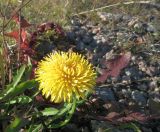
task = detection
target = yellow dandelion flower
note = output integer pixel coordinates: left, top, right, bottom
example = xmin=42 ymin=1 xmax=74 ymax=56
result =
xmin=35 ymin=51 xmax=96 ymax=103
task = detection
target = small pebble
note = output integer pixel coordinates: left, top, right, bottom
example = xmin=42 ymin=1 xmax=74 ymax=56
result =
xmin=131 ymin=90 xmax=147 ymax=105
xmin=95 ymin=88 xmax=115 ymax=101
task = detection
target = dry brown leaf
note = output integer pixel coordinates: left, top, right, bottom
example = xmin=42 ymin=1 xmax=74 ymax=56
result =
xmin=97 ymin=52 xmax=131 ymax=83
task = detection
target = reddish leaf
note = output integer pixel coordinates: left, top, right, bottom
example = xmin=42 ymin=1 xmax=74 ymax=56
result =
xmin=5 ymin=29 xmax=28 ymax=43
xmin=21 ymin=29 xmax=28 ymax=42
xmin=94 ymin=112 xmax=160 ymax=124
xmin=117 ymin=112 xmax=147 ymax=122
xmin=4 ymin=31 xmax=19 ymax=41
xmin=54 ymin=24 xmax=65 ymax=36
xmin=97 ymin=52 xmax=131 ymax=83
xmin=37 ymin=22 xmax=65 ymax=36
xmin=29 ymin=22 xmax=65 ymax=48
xmin=20 ymin=42 xmax=30 ymax=50
xmin=12 ymin=14 xmax=31 ymax=28
xmin=5 ymin=29 xmax=35 ymax=58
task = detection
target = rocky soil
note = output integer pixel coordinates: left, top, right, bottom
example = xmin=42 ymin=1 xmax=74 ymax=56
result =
xmin=59 ymin=4 xmax=160 ymax=132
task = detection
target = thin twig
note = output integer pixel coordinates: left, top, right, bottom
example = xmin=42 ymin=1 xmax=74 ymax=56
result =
xmin=98 ymin=76 xmax=160 ymax=88
xmin=73 ymin=0 xmax=156 ymax=16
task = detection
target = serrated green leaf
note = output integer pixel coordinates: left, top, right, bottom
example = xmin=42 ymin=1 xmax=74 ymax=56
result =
xmin=43 ymin=102 xmax=73 ymax=127
xmin=48 ymin=99 xmax=77 ymax=128
xmin=0 ymin=80 xmax=37 ymax=101
xmin=41 ymin=107 xmax=59 ymax=116
xmin=5 ymin=95 xmax=32 ymax=105
xmin=10 ymin=65 xmax=26 ymax=88
xmin=57 ymin=103 xmax=72 ymax=117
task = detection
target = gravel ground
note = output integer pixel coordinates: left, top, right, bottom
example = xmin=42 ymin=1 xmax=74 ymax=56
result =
xmin=61 ymin=6 xmax=160 ymax=132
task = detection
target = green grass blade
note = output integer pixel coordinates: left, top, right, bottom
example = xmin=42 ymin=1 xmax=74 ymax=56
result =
xmin=0 ymin=80 xmax=37 ymax=101
xmin=10 ymin=65 xmax=26 ymax=88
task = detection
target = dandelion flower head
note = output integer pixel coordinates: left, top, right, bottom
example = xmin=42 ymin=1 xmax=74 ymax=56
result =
xmin=36 ymin=51 xmax=96 ymax=103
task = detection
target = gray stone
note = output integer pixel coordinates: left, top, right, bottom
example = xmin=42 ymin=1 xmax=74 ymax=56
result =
xmin=131 ymin=90 xmax=147 ymax=105
xmin=82 ymin=35 xmax=92 ymax=44
xmin=71 ymin=19 xmax=81 ymax=26
xmin=90 ymin=40 xmax=97 ymax=48
xmin=119 ymin=99 xmax=126 ymax=103
xmin=147 ymin=23 xmax=156 ymax=33
xmin=101 ymin=36 xmax=107 ymax=43
xmin=92 ymin=27 xmax=101 ymax=34
xmin=72 ymin=25 xmax=81 ymax=31
xmin=66 ymin=31 xmax=76 ymax=41
xmin=122 ymin=76 xmax=131 ymax=84
xmin=95 ymin=88 xmax=115 ymax=101
xmin=114 ymin=14 xmax=123 ymax=22
xmin=96 ymin=40 xmax=102 ymax=44
xmin=75 ymin=37 xmax=81 ymax=44
xmin=131 ymin=56 xmax=136 ymax=61
xmin=78 ymin=29 xmax=87 ymax=37
xmin=137 ymin=84 xmax=148 ymax=91
xmin=76 ymin=42 xmax=85 ymax=50
xmin=121 ymin=89 xmax=131 ymax=98
xmin=122 ymin=15 xmax=132 ymax=21
xmin=128 ymin=67 xmax=141 ymax=80
xmin=134 ymin=22 xmax=143 ymax=29
xmin=111 ymin=77 xmax=119 ymax=83
xmin=124 ymin=69 xmax=132 ymax=76
xmin=128 ymin=17 xmax=139 ymax=27
xmin=154 ymin=87 xmax=159 ymax=92
xmin=97 ymin=12 xmax=113 ymax=21
xmin=93 ymin=35 xmax=100 ymax=41
xmin=149 ymin=91 xmax=159 ymax=99
xmin=98 ymin=13 xmax=123 ymax=22
xmin=134 ymin=22 xmax=147 ymax=34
